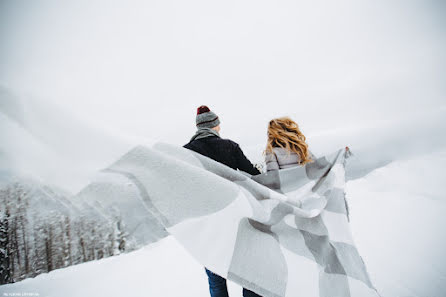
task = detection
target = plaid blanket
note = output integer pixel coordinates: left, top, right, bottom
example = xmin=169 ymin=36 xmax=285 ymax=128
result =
xmin=79 ymin=142 xmax=379 ymax=297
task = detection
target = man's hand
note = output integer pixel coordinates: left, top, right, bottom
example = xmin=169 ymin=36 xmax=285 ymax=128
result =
xmin=254 ymin=162 xmax=264 ymax=174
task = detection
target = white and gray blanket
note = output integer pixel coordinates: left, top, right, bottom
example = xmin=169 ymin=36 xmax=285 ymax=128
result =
xmin=77 ymin=142 xmax=379 ymax=297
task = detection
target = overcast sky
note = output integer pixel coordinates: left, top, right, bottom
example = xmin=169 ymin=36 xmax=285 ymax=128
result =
xmin=1 ymin=0 xmax=445 ymax=147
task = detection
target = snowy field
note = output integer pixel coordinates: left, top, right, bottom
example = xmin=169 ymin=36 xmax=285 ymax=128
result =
xmin=1 ymin=150 xmax=445 ymax=297
xmin=1 ymin=0 xmax=445 ymax=296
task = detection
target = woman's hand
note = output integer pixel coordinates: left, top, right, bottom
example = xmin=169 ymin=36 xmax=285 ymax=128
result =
xmin=344 ymin=146 xmax=353 ymax=159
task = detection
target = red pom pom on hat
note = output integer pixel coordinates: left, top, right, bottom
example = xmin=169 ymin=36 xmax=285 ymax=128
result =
xmin=197 ymin=105 xmax=211 ymax=115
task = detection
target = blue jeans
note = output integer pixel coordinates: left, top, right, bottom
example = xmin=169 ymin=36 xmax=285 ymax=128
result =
xmin=205 ymin=267 xmax=262 ymax=297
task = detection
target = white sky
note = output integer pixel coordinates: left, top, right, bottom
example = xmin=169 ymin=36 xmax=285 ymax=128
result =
xmin=1 ymin=0 xmax=445 ymax=147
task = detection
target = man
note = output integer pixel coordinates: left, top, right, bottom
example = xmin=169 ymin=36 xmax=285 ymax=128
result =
xmin=183 ymin=105 xmax=262 ymax=297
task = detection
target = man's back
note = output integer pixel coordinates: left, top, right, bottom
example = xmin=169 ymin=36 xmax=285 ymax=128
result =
xmin=185 ymin=105 xmax=263 ymax=297
xmin=184 ymin=135 xmax=260 ymax=176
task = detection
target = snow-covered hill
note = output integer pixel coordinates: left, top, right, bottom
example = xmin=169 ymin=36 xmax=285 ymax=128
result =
xmin=1 ymin=150 xmax=445 ymax=297
xmin=2 ymin=0 xmax=445 ymax=294
xmin=347 ymin=151 xmax=446 ymax=297
xmin=2 ymin=87 xmax=446 ymax=295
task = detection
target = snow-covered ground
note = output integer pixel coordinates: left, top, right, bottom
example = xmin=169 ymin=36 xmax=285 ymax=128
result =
xmin=1 ymin=0 xmax=445 ymax=295
xmin=347 ymin=151 xmax=446 ymax=297
xmin=2 ymin=150 xmax=445 ymax=297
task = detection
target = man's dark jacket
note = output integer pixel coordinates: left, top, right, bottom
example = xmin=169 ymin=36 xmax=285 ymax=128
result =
xmin=183 ymin=135 xmax=260 ymax=175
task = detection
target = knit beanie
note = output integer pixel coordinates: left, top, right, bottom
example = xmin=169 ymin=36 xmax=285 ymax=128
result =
xmin=196 ymin=105 xmax=220 ymax=128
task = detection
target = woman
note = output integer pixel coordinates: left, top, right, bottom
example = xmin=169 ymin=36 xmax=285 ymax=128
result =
xmin=264 ymin=117 xmax=314 ymax=171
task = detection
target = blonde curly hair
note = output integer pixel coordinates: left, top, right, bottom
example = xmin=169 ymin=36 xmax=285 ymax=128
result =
xmin=265 ymin=117 xmax=313 ymax=165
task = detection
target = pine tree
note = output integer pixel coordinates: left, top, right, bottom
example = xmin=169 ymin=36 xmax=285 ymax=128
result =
xmin=0 ymin=208 xmax=12 ymax=284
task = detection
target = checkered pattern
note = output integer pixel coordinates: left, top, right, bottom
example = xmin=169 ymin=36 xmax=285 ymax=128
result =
xmin=82 ymin=142 xmax=379 ymax=297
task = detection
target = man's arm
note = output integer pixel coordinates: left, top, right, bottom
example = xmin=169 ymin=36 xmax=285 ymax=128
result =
xmin=233 ymin=143 xmax=261 ymax=175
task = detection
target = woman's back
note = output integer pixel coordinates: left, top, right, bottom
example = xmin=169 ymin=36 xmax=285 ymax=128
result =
xmin=264 ymin=117 xmax=313 ymax=172
xmin=265 ymin=147 xmax=301 ymax=171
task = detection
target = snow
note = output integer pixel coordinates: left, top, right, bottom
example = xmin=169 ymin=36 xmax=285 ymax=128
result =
xmin=1 ymin=83 xmax=445 ymax=295
xmin=0 ymin=237 xmax=243 ymax=297
xmin=1 ymin=2 xmax=445 ymax=293
xmin=1 ymin=0 xmax=445 ymax=294
xmin=1 ymin=150 xmax=445 ymax=297
xmin=347 ymin=151 xmax=446 ymax=297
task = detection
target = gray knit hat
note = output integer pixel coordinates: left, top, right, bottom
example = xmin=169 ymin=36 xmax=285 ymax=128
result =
xmin=196 ymin=105 xmax=220 ymax=128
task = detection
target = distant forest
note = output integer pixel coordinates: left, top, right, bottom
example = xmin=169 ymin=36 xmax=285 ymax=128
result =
xmin=0 ymin=181 xmax=131 ymax=284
